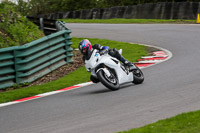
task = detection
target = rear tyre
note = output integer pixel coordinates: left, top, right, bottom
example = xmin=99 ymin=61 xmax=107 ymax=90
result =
xmin=132 ymin=66 xmax=144 ymax=84
xmin=97 ymin=69 xmax=120 ymax=91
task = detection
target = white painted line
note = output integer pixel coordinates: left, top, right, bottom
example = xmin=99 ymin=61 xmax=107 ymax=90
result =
xmin=0 ymin=101 xmax=19 ymax=107
xmin=138 ymin=67 xmax=145 ymax=69
xmin=138 ymin=60 xmax=164 ymax=63
xmin=37 ymin=91 xmax=61 ymax=97
xmin=141 ymin=55 xmax=168 ymax=58
xmin=76 ymin=82 xmax=94 ymax=87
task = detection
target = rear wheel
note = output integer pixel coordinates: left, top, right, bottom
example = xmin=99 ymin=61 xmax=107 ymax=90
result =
xmin=132 ymin=66 xmax=144 ymax=84
xmin=97 ymin=69 xmax=120 ymax=91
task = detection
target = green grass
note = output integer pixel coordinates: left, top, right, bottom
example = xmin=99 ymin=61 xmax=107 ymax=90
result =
xmin=118 ymin=110 xmax=200 ymax=133
xmin=61 ymin=18 xmax=196 ymax=24
xmin=0 ymin=37 xmax=147 ymax=103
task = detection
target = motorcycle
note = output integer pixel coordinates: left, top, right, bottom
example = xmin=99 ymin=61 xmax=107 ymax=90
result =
xmin=84 ymin=49 xmax=144 ymax=91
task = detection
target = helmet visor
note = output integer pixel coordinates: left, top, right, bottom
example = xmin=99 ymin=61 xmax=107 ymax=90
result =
xmin=82 ymin=48 xmax=87 ymax=53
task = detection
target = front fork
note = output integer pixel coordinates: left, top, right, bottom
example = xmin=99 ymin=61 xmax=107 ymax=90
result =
xmin=96 ymin=68 xmax=111 ymax=77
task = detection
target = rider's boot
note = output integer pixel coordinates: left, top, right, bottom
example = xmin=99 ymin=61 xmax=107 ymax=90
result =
xmin=124 ymin=60 xmax=137 ymax=72
xmin=121 ymin=57 xmax=137 ymax=72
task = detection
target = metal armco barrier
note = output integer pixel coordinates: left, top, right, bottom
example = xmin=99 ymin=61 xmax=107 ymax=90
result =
xmin=0 ymin=30 xmax=73 ymax=89
xmin=26 ymin=16 xmax=68 ymax=35
xmin=56 ymin=21 xmax=68 ymax=31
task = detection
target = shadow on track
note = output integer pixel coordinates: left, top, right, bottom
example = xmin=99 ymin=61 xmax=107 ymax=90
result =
xmin=84 ymin=83 xmax=136 ymax=95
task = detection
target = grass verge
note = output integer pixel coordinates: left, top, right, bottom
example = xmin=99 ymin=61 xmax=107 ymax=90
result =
xmin=61 ymin=18 xmax=196 ymax=24
xmin=0 ymin=38 xmax=147 ymax=103
xmin=118 ymin=110 xmax=200 ymax=133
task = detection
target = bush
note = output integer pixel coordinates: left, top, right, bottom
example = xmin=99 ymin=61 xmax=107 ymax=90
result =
xmin=0 ymin=2 xmax=44 ymax=48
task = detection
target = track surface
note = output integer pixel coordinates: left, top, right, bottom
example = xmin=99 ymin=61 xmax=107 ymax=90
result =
xmin=1 ymin=24 xmax=200 ymax=133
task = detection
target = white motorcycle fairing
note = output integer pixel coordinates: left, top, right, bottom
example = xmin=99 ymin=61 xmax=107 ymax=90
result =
xmin=85 ymin=49 xmax=133 ymax=85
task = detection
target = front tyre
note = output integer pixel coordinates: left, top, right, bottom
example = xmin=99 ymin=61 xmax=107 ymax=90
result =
xmin=97 ymin=69 xmax=120 ymax=91
xmin=90 ymin=75 xmax=99 ymax=83
xmin=132 ymin=66 xmax=144 ymax=84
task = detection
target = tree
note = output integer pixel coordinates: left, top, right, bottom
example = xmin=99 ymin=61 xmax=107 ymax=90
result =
xmin=12 ymin=0 xmax=200 ymax=16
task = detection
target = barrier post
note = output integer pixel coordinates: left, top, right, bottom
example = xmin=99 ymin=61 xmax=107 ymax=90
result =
xmin=39 ymin=18 xmax=44 ymax=31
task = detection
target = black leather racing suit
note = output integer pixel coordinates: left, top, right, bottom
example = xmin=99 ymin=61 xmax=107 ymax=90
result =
xmin=83 ymin=44 xmax=128 ymax=64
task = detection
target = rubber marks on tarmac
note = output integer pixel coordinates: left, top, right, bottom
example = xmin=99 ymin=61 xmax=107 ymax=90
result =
xmin=134 ymin=51 xmax=168 ymax=69
xmin=0 ymin=51 xmax=168 ymax=107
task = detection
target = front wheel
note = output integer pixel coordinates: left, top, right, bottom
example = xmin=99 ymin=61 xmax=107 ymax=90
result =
xmin=97 ymin=69 xmax=120 ymax=91
xmin=132 ymin=66 xmax=144 ymax=84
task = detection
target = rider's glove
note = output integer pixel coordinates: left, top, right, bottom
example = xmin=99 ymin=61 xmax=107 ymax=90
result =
xmin=99 ymin=49 xmax=108 ymax=55
xmin=93 ymin=44 xmax=102 ymax=50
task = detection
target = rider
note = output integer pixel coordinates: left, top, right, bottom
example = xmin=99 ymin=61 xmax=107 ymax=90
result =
xmin=78 ymin=39 xmax=136 ymax=71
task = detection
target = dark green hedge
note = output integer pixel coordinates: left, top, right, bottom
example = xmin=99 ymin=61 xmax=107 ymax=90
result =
xmin=0 ymin=3 xmax=44 ymax=48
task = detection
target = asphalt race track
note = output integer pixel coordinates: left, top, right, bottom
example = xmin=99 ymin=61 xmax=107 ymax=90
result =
xmin=1 ymin=24 xmax=200 ymax=133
